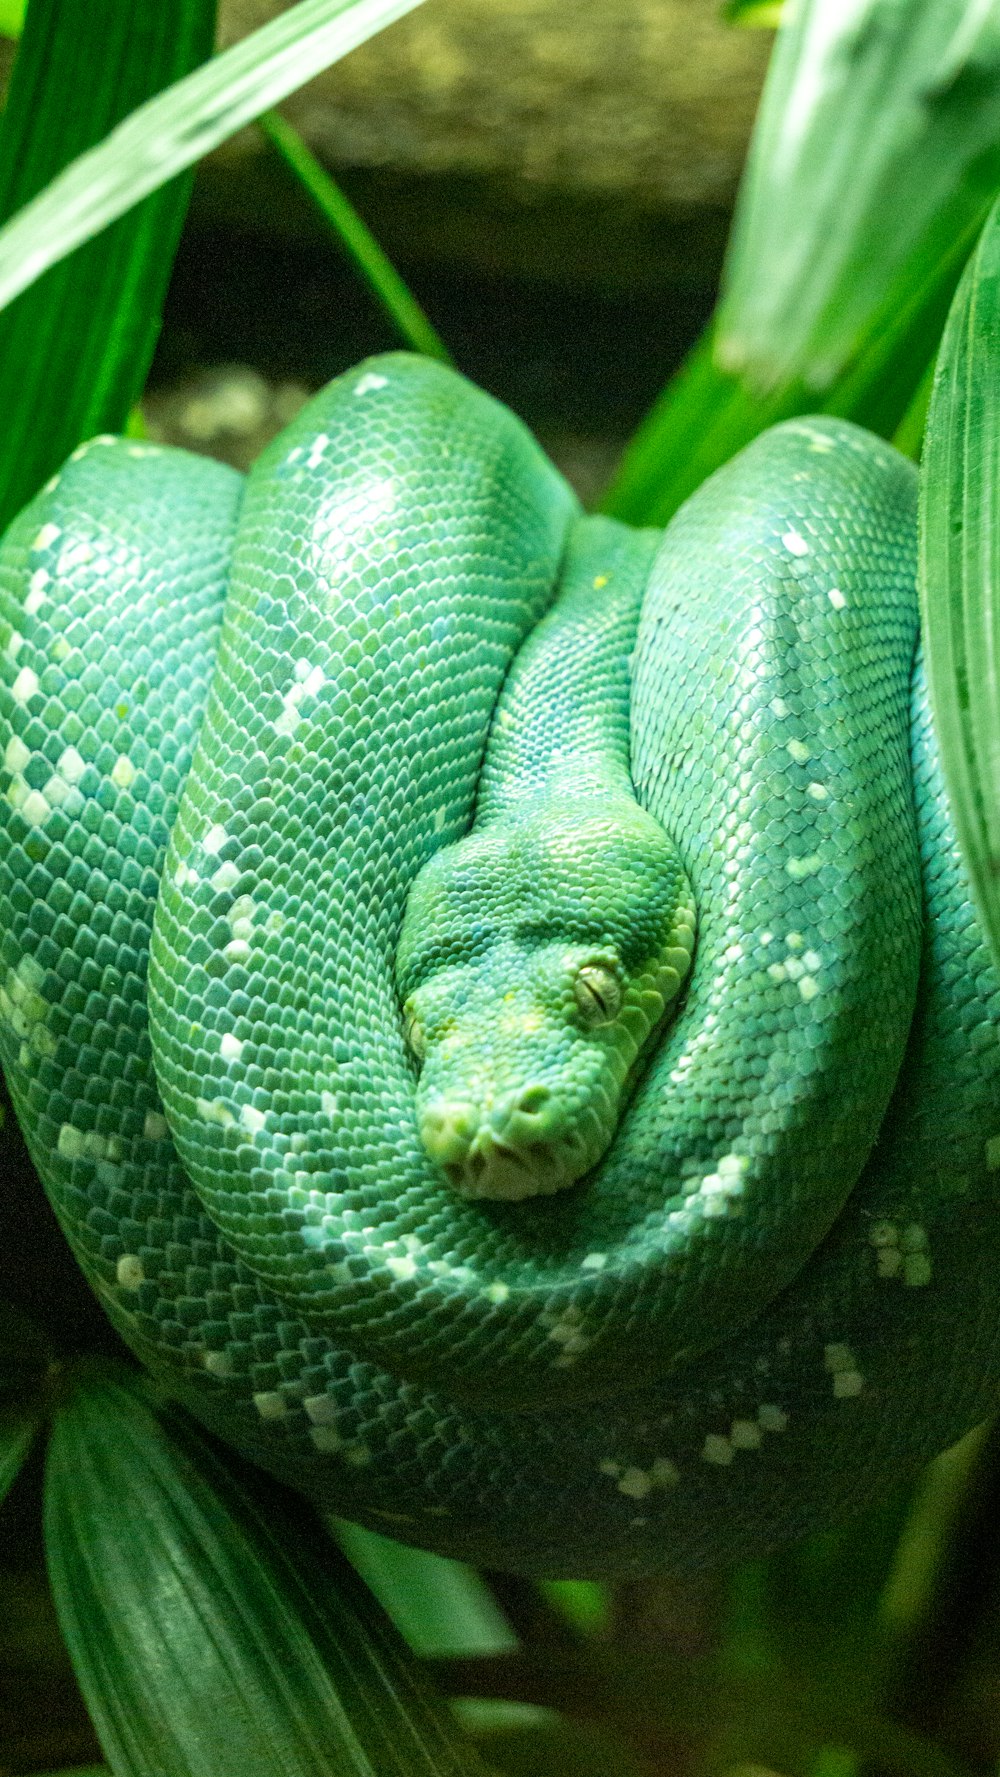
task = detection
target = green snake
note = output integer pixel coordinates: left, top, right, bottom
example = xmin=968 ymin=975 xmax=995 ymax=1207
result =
xmin=1 ymin=353 xmax=999 ymax=1578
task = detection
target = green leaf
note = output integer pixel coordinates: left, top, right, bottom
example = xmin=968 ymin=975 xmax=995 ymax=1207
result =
xmin=0 ymin=0 xmax=216 ymax=527
xmin=919 ymin=190 xmax=1000 ymax=972
xmin=600 ymin=321 xmax=804 ymax=526
xmin=718 ymin=0 xmax=1000 ymax=395
xmin=334 ymin=1519 xmax=517 ymax=1657
xmin=44 ymin=1367 xmax=494 ymax=1777
xmin=0 ymin=0 xmax=426 ymax=320
xmin=537 ymin=1581 xmax=609 ymax=1638
xmin=259 ymin=109 xmax=451 ymax=363
xmin=0 ymin=0 xmax=25 ymax=36
xmin=0 ymin=1404 xmax=37 ymax=1503
xmin=722 ymin=0 xmax=783 ymax=25
xmin=604 ymin=0 xmax=1000 ymax=525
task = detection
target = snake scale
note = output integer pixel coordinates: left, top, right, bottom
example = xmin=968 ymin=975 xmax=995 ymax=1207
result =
xmin=1 ymin=352 xmax=999 ymax=1578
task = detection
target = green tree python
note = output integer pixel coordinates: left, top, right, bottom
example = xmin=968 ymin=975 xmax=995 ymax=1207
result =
xmin=1 ymin=354 xmax=998 ymax=1579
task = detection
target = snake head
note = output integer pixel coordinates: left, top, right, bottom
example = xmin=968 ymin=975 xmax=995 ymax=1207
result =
xmin=396 ymin=799 xmax=695 ymax=1200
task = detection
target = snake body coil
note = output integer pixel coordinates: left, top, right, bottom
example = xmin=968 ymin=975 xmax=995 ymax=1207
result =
xmin=1 ymin=354 xmax=998 ymax=1577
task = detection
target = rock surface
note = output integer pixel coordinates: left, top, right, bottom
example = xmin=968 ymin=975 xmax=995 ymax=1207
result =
xmin=218 ymin=0 xmax=770 ymax=209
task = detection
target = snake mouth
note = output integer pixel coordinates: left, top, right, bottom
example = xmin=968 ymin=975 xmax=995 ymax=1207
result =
xmin=449 ymin=1135 xmax=573 ymax=1201
xmin=419 ymin=1092 xmax=585 ymax=1200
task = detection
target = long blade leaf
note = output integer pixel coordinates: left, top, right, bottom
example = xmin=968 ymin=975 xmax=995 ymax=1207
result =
xmin=604 ymin=0 xmax=1000 ymax=525
xmin=919 ymin=192 xmax=1000 ymax=970
xmin=0 ymin=0 xmax=426 ymax=317
xmin=0 ymin=0 xmax=216 ymax=525
xmin=45 ymin=1369 xmax=493 ymax=1777
xmin=259 ymin=109 xmax=451 ymax=363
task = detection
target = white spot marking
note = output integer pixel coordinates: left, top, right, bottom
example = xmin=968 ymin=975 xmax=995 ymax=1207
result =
xmin=11 ymin=667 xmax=38 ymax=705
xmin=302 ymin=1395 xmax=338 ymax=1427
xmin=220 ymin=1032 xmax=243 ymax=1062
xmin=253 ymin=1392 xmax=287 ymax=1420
xmin=144 ymin=1110 xmax=169 ymax=1140
xmin=211 ymin=860 xmax=241 ymax=893
xmin=57 ymin=1125 xmax=122 ymax=1163
xmin=824 ymin=1342 xmax=864 ymax=1398
xmin=20 ymin=788 xmax=51 ymax=826
xmin=828 ymin=587 xmax=847 ymax=610
xmin=310 ymin=1425 xmax=343 ymax=1453
xmin=786 ymin=738 xmax=810 ymax=763
xmin=32 ymin=522 xmax=61 ymax=551
xmin=807 ymin=781 xmax=828 ymax=799
xmin=618 ymin=1467 xmax=651 ymax=1500
xmin=203 ymin=823 xmax=228 ymax=856
xmin=25 ymin=569 xmax=50 ymax=613
xmin=116 ymin=1254 xmax=144 ymax=1290
xmin=782 ymin=528 xmax=809 ymax=556
xmin=4 ymin=735 xmax=30 ymax=772
xmin=385 ymin=1254 xmax=418 ymax=1282
xmin=354 ymin=371 xmax=389 ymax=395
xmin=240 ymin=1104 xmax=267 ymax=1136
xmin=57 ymin=746 xmax=86 ymax=784
xmin=757 ymin=1404 xmax=788 ymax=1432
xmin=196 ymin=1097 xmax=235 ymax=1129
xmin=702 ymin=1434 xmax=734 ymax=1466
xmin=730 ymin=1418 xmax=762 ymax=1450
xmin=786 ymin=854 xmax=822 ymax=880
xmin=110 ymin=754 xmax=136 ymax=790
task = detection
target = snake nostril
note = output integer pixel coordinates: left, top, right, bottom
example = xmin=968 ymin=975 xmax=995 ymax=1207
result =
xmin=516 ymin=1084 xmax=551 ymax=1117
xmin=419 ymin=1099 xmax=479 ymax=1167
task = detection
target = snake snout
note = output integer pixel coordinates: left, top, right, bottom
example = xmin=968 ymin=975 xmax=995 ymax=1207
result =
xmin=418 ymin=1084 xmax=579 ymax=1200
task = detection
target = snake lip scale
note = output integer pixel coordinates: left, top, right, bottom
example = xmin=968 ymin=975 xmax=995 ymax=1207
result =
xmin=1 ymin=352 xmax=998 ymax=1578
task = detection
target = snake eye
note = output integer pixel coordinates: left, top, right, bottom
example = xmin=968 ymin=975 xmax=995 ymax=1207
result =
xmin=405 ymin=1010 xmax=426 ymax=1062
xmin=573 ymin=963 xmax=622 ymax=1027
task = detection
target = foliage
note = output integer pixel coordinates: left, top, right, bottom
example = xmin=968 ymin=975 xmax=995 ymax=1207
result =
xmin=1 ymin=0 xmax=1000 ymax=1773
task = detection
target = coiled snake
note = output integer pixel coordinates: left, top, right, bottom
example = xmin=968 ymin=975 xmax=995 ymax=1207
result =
xmin=1 ymin=354 xmax=998 ymax=1578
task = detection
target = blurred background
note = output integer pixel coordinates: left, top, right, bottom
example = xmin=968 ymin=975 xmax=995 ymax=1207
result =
xmin=142 ymin=0 xmax=769 ymax=499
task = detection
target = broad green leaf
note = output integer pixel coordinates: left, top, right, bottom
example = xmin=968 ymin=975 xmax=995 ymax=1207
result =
xmin=260 ymin=109 xmax=451 ymax=363
xmin=879 ymin=1425 xmax=989 ymax=1637
xmin=538 ymin=1581 xmax=609 ymax=1637
xmin=723 ymin=0 xmax=783 ymax=25
xmin=334 ymin=1519 xmax=517 ymax=1657
xmin=0 ymin=0 xmax=25 ymax=35
xmin=604 ymin=0 xmax=1000 ymax=525
xmin=44 ymin=1368 xmax=493 ymax=1777
xmin=0 ymin=0 xmax=425 ymax=318
xmin=0 ymin=0 xmax=216 ymax=527
xmin=717 ymin=0 xmax=1000 ymax=396
xmin=600 ymin=322 xmax=804 ymax=526
xmin=725 ymin=1482 xmax=921 ymax=1711
xmin=919 ymin=191 xmax=1000 ymax=970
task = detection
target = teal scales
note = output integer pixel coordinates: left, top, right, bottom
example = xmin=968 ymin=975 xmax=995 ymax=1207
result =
xmin=0 ymin=354 xmax=998 ymax=1576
